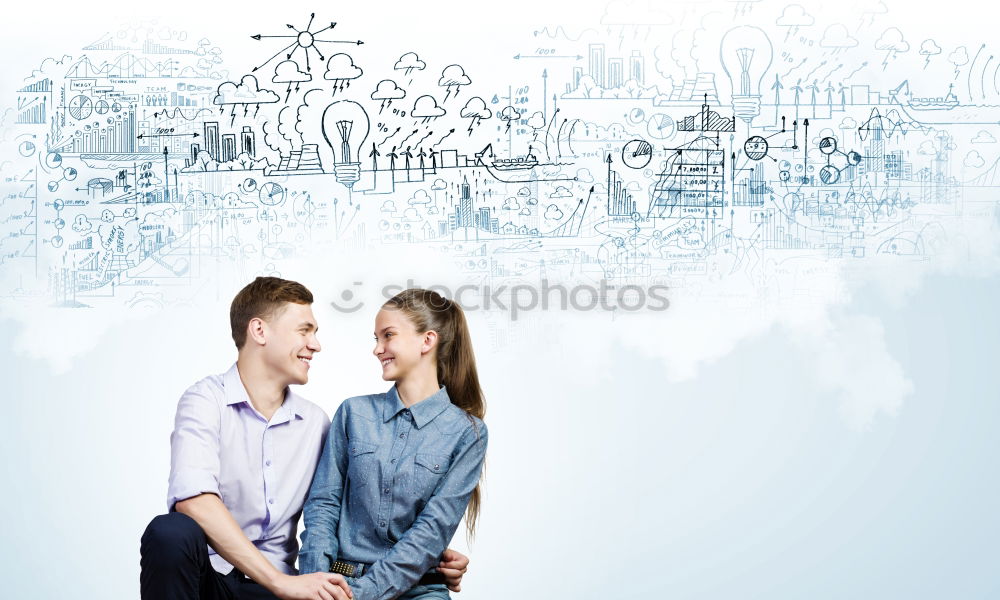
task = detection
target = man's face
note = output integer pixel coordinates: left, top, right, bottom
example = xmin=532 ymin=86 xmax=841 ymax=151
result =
xmin=260 ymin=302 xmax=321 ymax=386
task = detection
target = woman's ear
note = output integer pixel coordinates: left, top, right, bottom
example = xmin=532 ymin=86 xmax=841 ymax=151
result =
xmin=421 ymin=330 xmax=439 ymax=355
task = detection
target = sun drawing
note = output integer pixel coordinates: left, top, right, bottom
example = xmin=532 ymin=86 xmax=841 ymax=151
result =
xmin=250 ymin=13 xmax=363 ymax=73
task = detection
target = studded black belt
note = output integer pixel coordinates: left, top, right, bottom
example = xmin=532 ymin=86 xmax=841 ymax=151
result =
xmin=330 ymin=560 xmax=446 ymax=586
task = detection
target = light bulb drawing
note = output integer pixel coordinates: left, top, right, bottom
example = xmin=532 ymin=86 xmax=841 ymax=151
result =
xmin=321 ymin=100 xmax=370 ymax=189
xmin=720 ymin=26 xmax=773 ymax=126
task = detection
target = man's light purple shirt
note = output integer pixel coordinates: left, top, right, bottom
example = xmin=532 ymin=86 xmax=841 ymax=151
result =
xmin=167 ymin=363 xmax=328 ymax=575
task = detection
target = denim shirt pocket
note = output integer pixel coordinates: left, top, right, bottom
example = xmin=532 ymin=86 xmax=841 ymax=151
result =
xmin=411 ymin=452 xmax=452 ymax=498
xmin=347 ymin=441 xmax=378 ymax=490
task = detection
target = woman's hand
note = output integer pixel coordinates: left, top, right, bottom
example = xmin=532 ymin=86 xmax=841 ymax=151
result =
xmin=438 ymin=548 xmax=470 ymax=592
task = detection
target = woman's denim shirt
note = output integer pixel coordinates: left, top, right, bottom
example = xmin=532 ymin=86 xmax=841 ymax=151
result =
xmin=299 ymin=385 xmax=487 ymax=600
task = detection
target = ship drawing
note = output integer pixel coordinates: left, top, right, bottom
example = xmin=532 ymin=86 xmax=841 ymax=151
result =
xmin=889 ymin=80 xmax=1000 ymax=124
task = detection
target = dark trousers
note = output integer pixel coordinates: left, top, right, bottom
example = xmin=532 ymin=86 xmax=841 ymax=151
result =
xmin=140 ymin=513 xmax=279 ymax=600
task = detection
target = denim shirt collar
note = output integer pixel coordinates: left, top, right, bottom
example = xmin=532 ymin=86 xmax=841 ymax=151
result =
xmin=223 ymin=362 xmax=303 ymax=424
xmin=383 ymin=384 xmax=451 ymax=429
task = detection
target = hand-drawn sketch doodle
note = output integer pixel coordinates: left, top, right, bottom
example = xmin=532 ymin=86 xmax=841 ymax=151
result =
xmin=1 ymin=1 xmax=997 ymax=316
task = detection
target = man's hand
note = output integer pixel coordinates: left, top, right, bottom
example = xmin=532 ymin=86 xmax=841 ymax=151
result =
xmin=438 ymin=548 xmax=470 ymax=593
xmin=175 ymin=495 xmax=353 ymax=600
xmin=273 ymin=572 xmax=353 ymax=600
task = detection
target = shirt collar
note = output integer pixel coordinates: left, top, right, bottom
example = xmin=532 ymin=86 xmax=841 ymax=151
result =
xmin=223 ymin=362 xmax=304 ymax=423
xmin=382 ymin=384 xmax=452 ymax=429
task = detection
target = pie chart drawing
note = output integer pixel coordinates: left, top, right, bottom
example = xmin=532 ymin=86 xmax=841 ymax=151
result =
xmin=820 ymin=165 xmax=841 ymax=184
xmin=69 ymin=95 xmax=93 ymax=120
xmin=622 ymin=139 xmax=653 ymax=169
xmin=259 ymin=182 xmax=286 ymax=206
xmin=743 ymin=136 xmax=769 ymax=161
xmin=819 ymin=136 xmax=838 ymax=155
xmin=646 ymin=114 xmax=675 ymax=140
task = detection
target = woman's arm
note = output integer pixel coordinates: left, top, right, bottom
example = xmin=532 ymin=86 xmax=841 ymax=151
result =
xmin=350 ymin=422 xmax=488 ymax=600
xmin=298 ymin=401 xmax=351 ymax=574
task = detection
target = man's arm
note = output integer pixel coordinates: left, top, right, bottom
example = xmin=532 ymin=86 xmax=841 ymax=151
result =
xmin=168 ymin=385 xmax=351 ymax=600
xmin=176 ymin=494 xmax=352 ymax=600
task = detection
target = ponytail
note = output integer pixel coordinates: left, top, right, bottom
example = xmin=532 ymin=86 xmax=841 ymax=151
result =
xmin=438 ymin=300 xmax=485 ymax=420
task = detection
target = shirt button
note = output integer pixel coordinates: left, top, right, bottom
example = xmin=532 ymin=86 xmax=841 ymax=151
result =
xmin=384 ymin=488 xmax=390 ymax=494
xmin=399 ymin=433 xmax=405 ymax=438
xmin=265 ymin=460 xmax=272 ymax=467
xmin=379 ymin=521 xmax=386 ymax=528
xmin=268 ymin=498 xmax=275 ymax=505
xmin=403 ymin=409 xmax=410 ymax=416
xmin=391 ymin=458 xmax=396 ymax=464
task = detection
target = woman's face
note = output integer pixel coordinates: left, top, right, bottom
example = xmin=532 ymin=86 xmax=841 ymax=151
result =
xmin=373 ymin=307 xmax=432 ymax=381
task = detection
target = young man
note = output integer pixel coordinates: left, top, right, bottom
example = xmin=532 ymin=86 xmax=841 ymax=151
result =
xmin=140 ymin=277 xmax=470 ymax=600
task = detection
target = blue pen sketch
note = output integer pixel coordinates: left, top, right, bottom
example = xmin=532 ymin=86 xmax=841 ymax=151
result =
xmin=0 ymin=1 xmax=998 ymax=310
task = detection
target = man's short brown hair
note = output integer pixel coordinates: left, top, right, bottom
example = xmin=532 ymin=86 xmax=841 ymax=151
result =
xmin=230 ymin=277 xmax=314 ymax=349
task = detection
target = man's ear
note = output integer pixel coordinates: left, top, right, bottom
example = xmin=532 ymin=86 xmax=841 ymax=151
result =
xmin=421 ymin=330 xmax=439 ymax=355
xmin=247 ymin=317 xmax=267 ymax=347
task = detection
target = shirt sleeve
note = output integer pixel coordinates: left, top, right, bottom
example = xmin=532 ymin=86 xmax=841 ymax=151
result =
xmin=166 ymin=385 xmax=222 ymax=511
xmin=298 ymin=401 xmax=350 ymax=575
xmin=350 ymin=421 xmax=488 ymax=600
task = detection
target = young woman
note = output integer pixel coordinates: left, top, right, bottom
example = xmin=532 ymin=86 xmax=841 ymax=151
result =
xmin=299 ymin=289 xmax=488 ymax=600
